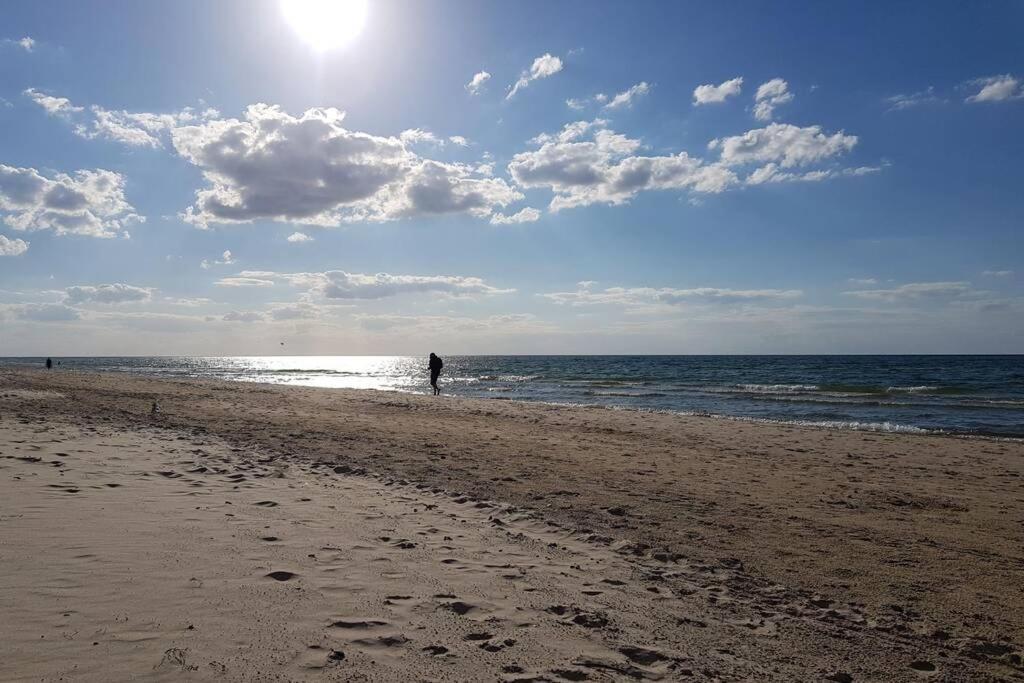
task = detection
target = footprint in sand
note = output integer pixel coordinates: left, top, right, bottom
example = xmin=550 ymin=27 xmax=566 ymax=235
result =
xmin=265 ymin=571 xmax=297 ymax=581
xmin=464 ymin=632 xmax=493 ymax=641
xmin=330 ymin=619 xmax=388 ymax=629
xmin=438 ymin=601 xmax=476 ymax=616
xmin=254 ymin=501 xmax=279 ymax=507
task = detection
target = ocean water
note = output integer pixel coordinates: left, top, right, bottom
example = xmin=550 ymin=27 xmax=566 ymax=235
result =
xmin=3 ymin=355 xmax=1023 ymax=438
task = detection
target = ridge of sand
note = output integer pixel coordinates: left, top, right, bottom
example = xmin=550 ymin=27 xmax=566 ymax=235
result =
xmin=2 ymin=369 xmax=1023 ymax=681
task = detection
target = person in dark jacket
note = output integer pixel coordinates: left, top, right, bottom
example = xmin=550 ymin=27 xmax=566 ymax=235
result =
xmin=428 ymin=353 xmax=443 ymax=395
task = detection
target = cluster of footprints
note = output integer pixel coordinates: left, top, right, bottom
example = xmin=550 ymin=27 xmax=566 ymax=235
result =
xmin=2 ymin=417 xmax=1021 ymax=681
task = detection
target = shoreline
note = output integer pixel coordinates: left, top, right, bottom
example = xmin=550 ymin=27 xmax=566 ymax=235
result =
xmin=3 ymin=368 xmax=1024 ymax=680
xmin=8 ymin=362 xmax=1024 ymax=441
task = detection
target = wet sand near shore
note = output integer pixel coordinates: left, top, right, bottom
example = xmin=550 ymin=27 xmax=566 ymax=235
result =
xmin=2 ymin=368 xmax=1023 ymax=681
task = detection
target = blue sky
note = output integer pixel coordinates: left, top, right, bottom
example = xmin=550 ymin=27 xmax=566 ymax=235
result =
xmin=1 ymin=0 xmax=1022 ymax=355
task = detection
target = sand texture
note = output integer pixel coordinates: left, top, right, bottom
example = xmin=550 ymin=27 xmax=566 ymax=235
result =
xmin=1 ymin=368 xmax=1023 ymax=681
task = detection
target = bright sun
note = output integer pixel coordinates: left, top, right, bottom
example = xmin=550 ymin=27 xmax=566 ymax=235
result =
xmin=280 ymin=0 xmax=368 ymax=51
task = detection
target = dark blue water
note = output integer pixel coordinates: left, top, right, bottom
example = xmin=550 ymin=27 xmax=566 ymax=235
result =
xmin=3 ymin=356 xmax=1023 ymax=438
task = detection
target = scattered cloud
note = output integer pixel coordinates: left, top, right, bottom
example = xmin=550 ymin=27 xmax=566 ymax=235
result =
xmin=14 ymin=303 xmax=80 ymax=322
xmin=465 ymin=71 xmax=491 ymax=95
xmin=0 ymin=164 xmax=142 ymax=238
xmin=710 ymin=123 xmax=858 ymax=169
xmin=24 ymin=89 xmax=219 ymax=148
xmin=172 ymin=105 xmax=520 ymax=227
xmin=843 ymin=281 xmax=978 ymax=301
xmin=510 ymin=120 xmax=738 ymax=211
xmin=0 ymin=235 xmax=29 ymax=256
xmin=268 ymin=302 xmax=320 ymax=321
xmin=693 ymin=77 xmax=743 ymax=105
xmin=847 ymin=277 xmax=878 ymax=286
xmin=490 ymin=207 xmax=541 ymax=224
xmin=23 ymin=88 xmax=83 ymax=116
xmin=603 ymin=82 xmax=651 ymax=109
xmin=2 ymin=37 xmax=35 ymax=52
xmin=982 ymin=269 xmax=1013 ymax=277
xmin=542 ymin=283 xmax=802 ymax=307
xmin=355 ymin=312 xmax=550 ymax=334
xmin=885 ymin=86 xmax=944 ymax=111
xmin=507 ymin=53 xmax=564 ymax=99
xmin=753 ymin=78 xmax=793 ymax=121
xmin=65 ymin=283 xmax=153 ymax=305
xmin=219 ymin=269 xmax=512 ymax=300
xmin=746 ymin=163 xmax=880 ymax=185
xmin=318 ymin=271 xmax=512 ymax=300
xmin=965 ymin=74 xmax=1023 ymax=103
xmin=286 ymin=231 xmax=313 ymax=243
xmin=222 ymin=310 xmax=265 ymax=323
xmin=214 ymin=275 xmax=275 ymax=287
xmin=448 ymin=135 xmax=469 ymax=147
xmin=201 ymin=250 xmax=235 ymax=269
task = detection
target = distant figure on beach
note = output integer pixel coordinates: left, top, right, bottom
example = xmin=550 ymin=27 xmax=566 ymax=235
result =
xmin=428 ymin=353 xmax=443 ymax=395
xmin=45 ymin=357 xmax=52 ymax=370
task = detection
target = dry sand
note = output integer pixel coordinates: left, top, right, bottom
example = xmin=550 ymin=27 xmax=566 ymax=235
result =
xmin=1 ymin=368 xmax=1023 ymax=682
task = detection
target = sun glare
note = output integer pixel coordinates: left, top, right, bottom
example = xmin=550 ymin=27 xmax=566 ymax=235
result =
xmin=280 ymin=0 xmax=368 ymax=51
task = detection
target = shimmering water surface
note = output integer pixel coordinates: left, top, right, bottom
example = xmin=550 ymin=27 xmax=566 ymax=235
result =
xmin=4 ymin=355 xmax=1023 ymax=437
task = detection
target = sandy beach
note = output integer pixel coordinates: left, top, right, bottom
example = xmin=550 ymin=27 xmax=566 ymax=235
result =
xmin=2 ymin=368 xmax=1023 ymax=682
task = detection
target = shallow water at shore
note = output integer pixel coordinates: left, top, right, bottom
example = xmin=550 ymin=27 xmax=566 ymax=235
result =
xmin=3 ymin=355 xmax=1023 ymax=437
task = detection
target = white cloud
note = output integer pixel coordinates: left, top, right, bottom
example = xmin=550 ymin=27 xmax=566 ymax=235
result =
xmin=0 ymin=164 xmax=142 ymax=238
xmin=214 ymin=276 xmax=275 ymax=287
xmin=745 ymin=162 xmax=879 ymax=185
xmin=465 ymin=71 xmax=491 ymax=95
xmin=222 ymin=310 xmax=265 ymax=323
xmin=400 ymin=128 xmax=442 ymax=146
xmin=200 ymin=250 xmax=235 ymax=269
xmin=3 ymin=37 xmax=35 ymax=52
xmin=603 ymin=82 xmax=651 ymax=109
xmin=844 ymin=281 xmax=977 ymax=301
xmin=171 ymin=105 xmax=520 ymax=227
xmin=510 ymin=120 xmax=737 ymax=211
xmin=710 ymin=123 xmax=857 ymax=169
xmin=268 ymin=302 xmax=320 ymax=321
xmin=14 ymin=303 xmax=80 ymax=322
xmin=0 ymin=235 xmax=29 ymax=256
xmin=693 ymin=77 xmax=743 ymax=105
xmin=753 ymin=78 xmax=793 ymax=121
xmin=355 ymin=312 xmax=549 ymax=334
xmin=65 ymin=283 xmax=153 ymax=305
xmin=24 ymin=89 xmax=219 ymax=148
xmin=565 ymin=98 xmax=587 ymax=111
xmin=319 ymin=271 xmax=512 ymax=300
xmin=542 ymin=284 xmax=802 ymax=307
xmin=287 ymin=231 xmax=313 ymax=243
xmin=448 ymin=135 xmax=469 ymax=147
xmin=222 ymin=269 xmax=512 ymax=300
xmin=965 ymin=74 xmax=1023 ymax=103
xmin=847 ymin=278 xmax=878 ymax=286
xmin=23 ymin=88 xmax=83 ymax=116
xmin=885 ymin=86 xmax=944 ymax=111
xmin=507 ymin=53 xmax=564 ymax=100
xmin=982 ymin=270 xmax=1013 ymax=277
xmin=490 ymin=207 xmax=541 ymax=224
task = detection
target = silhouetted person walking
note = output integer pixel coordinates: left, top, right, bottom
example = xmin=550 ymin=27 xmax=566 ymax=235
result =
xmin=428 ymin=353 xmax=443 ymax=395
xmin=45 ymin=357 xmax=52 ymax=370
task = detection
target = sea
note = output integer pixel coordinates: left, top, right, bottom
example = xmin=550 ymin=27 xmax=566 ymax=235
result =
xmin=3 ymin=355 xmax=1023 ymax=438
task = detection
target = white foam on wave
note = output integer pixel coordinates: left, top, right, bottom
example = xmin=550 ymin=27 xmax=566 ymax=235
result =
xmin=886 ymin=385 xmax=939 ymax=393
xmin=735 ymin=384 xmax=820 ymax=393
